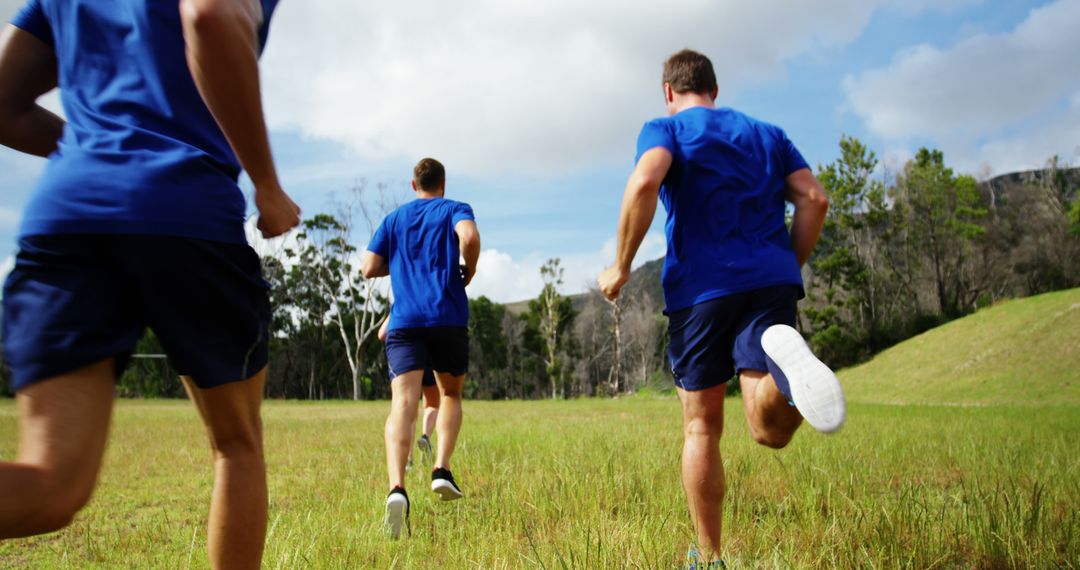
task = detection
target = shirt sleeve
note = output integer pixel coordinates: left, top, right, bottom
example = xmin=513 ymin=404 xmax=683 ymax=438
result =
xmin=635 ymin=120 xmax=675 ymax=163
xmin=367 ymin=218 xmax=390 ymax=257
xmin=778 ymin=129 xmax=810 ymax=176
xmin=451 ymin=202 xmax=475 ymax=226
xmin=11 ymin=0 xmax=54 ymax=48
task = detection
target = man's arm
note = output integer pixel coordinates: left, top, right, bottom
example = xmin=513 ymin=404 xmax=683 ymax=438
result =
xmin=598 ymin=147 xmax=672 ymax=300
xmin=784 ymin=168 xmax=829 ymax=267
xmin=0 ymin=25 xmax=62 ymax=157
xmin=180 ymin=0 xmax=299 ymax=238
xmin=361 ymin=251 xmax=389 ymax=279
xmin=455 ymin=220 xmax=480 ymax=287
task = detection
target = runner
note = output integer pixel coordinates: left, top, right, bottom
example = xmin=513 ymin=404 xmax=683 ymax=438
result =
xmin=378 ymin=314 xmax=440 ymax=468
xmin=598 ymin=49 xmax=846 ymax=566
xmin=0 ymin=1 xmax=298 ymax=569
xmin=362 ymin=157 xmax=479 ymax=539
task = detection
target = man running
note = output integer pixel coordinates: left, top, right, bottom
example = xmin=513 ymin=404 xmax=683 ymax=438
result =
xmin=362 ymin=157 xmax=479 ymax=539
xmin=378 ymin=314 xmax=440 ymax=467
xmin=0 ymin=1 xmax=298 ymax=568
xmin=598 ymin=49 xmax=845 ymax=565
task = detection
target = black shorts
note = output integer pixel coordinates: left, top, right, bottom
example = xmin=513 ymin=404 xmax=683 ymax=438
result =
xmin=385 ymin=327 xmax=468 ymax=381
xmin=2 ymin=234 xmax=271 ymax=391
xmin=667 ymin=285 xmax=799 ymax=391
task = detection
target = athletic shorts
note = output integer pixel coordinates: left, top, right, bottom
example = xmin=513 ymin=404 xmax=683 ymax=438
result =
xmin=2 ymin=235 xmax=271 ymax=391
xmin=385 ymin=327 xmax=468 ymax=381
xmin=422 ymin=368 xmax=436 ymax=387
xmin=666 ymin=285 xmax=799 ymax=391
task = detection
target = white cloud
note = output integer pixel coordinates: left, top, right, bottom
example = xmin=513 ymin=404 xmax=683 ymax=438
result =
xmin=260 ymin=0 xmax=953 ymax=177
xmin=843 ymin=0 xmax=1080 ymax=171
xmin=467 ymin=231 xmax=665 ymax=303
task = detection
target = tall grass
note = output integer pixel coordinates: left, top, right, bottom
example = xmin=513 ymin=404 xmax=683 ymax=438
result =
xmin=0 ymin=398 xmax=1076 ymax=568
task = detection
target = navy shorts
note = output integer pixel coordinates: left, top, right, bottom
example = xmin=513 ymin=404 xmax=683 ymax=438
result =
xmin=667 ymin=285 xmax=799 ymax=391
xmin=2 ymin=235 xmax=271 ymax=391
xmin=385 ymin=327 xmax=468 ymax=381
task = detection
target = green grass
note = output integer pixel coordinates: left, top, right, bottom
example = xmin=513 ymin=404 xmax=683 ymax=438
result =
xmin=841 ymin=288 xmax=1080 ymax=406
xmin=0 ymin=398 xmax=1076 ymax=568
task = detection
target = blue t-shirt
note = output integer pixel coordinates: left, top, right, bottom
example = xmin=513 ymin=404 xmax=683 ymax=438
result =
xmin=636 ymin=106 xmax=809 ymax=313
xmin=368 ymin=198 xmax=475 ymax=330
xmin=10 ymin=0 xmax=279 ymax=244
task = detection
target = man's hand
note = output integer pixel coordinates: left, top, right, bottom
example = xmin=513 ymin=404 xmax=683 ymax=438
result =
xmin=377 ymin=315 xmax=389 ymax=343
xmin=461 ymin=263 xmax=475 ymax=287
xmin=254 ymin=184 xmax=300 ymax=238
xmin=598 ymin=265 xmax=630 ymax=301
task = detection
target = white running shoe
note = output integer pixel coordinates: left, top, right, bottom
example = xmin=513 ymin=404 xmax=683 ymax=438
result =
xmin=761 ymin=324 xmax=846 ymax=433
xmin=384 ymin=488 xmax=409 ymax=539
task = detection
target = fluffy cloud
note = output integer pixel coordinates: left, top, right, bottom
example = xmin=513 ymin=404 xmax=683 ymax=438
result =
xmin=843 ymin=0 xmax=1080 ymax=172
xmin=260 ymin=0 xmax=950 ymax=177
xmin=467 ymin=231 xmax=666 ymax=303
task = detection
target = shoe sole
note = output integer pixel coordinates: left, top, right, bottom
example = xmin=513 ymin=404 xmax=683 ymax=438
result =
xmin=385 ymin=495 xmax=408 ymax=539
xmin=761 ymin=325 xmax=846 ymax=434
xmin=432 ymin=479 xmax=463 ymax=501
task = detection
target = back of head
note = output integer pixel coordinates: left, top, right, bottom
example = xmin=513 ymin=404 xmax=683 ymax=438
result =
xmin=413 ymin=158 xmax=446 ymax=192
xmin=663 ymin=49 xmax=717 ymax=95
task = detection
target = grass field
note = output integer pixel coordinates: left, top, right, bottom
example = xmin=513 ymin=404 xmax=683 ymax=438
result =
xmin=0 ymin=397 xmax=1076 ymax=569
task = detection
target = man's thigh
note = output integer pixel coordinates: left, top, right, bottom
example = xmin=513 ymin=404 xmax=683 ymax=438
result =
xmin=121 ymin=237 xmax=271 ymax=390
xmin=731 ymin=285 xmax=799 ymax=374
xmin=15 ymin=359 xmax=116 ymax=505
xmin=426 ymin=327 xmax=468 ymax=378
xmin=667 ymin=295 xmax=745 ymax=392
xmin=2 ymin=235 xmax=142 ymax=390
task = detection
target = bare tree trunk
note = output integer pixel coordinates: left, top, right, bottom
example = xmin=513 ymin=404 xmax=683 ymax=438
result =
xmin=607 ymin=298 xmax=622 ymax=396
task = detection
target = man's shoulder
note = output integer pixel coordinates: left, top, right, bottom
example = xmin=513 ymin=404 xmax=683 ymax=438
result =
xmin=717 ymin=107 xmax=784 ymax=136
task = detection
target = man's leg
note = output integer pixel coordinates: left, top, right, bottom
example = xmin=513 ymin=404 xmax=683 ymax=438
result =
xmin=421 ymin=385 xmax=440 ymax=439
xmin=182 ymin=369 xmax=267 ymax=570
xmin=0 ymin=359 xmax=114 ymax=538
xmin=432 ymin=372 xmax=463 ymax=471
xmin=385 ymin=370 xmax=423 ymax=490
xmin=739 ymin=370 xmax=802 ymax=449
xmin=678 ymin=383 xmax=727 ymax=561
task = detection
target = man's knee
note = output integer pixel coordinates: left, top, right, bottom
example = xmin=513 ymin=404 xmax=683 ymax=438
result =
xmin=208 ymin=420 xmax=263 ymax=460
xmin=684 ymin=409 xmax=724 ymax=439
xmin=18 ymin=469 xmax=97 ymax=535
xmin=751 ymin=428 xmax=793 ymax=449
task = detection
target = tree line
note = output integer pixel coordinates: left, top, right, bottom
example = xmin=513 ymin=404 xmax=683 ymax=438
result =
xmin=4 ymin=137 xmax=1075 ymax=398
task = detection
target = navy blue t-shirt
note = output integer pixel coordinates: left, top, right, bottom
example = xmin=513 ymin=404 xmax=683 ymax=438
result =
xmin=636 ymin=107 xmax=809 ymax=313
xmin=10 ymin=0 xmax=279 ymax=244
xmin=368 ymin=198 xmax=475 ymax=330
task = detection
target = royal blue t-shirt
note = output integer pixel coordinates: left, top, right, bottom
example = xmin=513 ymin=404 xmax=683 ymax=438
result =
xmin=368 ymin=198 xmax=475 ymax=330
xmin=10 ymin=0 xmax=279 ymax=244
xmin=636 ymin=106 xmax=809 ymax=313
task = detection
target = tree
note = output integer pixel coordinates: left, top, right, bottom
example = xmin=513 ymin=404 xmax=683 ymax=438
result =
xmin=521 ymin=259 xmax=577 ymax=398
xmin=271 ymin=182 xmax=399 ymax=400
xmin=467 ymin=296 xmax=508 ymax=398
xmin=893 ymin=148 xmax=987 ymax=317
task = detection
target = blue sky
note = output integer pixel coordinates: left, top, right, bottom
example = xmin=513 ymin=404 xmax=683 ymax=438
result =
xmin=1 ymin=0 xmax=1077 ymax=302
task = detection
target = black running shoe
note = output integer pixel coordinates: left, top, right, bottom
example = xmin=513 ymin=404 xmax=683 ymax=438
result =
xmin=431 ymin=467 xmax=463 ymax=501
xmin=385 ymin=487 xmax=410 ymax=539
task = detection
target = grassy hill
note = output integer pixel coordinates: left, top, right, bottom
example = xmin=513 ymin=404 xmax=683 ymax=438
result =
xmin=841 ymin=288 xmax=1080 ymax=406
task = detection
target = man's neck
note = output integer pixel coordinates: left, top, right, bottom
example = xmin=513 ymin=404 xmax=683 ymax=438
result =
xmin=416 ymin=191 xmax=444 ymax=200
xmin=671 ymin=93 xmax=716 ymax=115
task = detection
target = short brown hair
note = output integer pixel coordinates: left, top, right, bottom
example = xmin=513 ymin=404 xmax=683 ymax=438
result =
xmin=413 ymin=157 xmax=445 ymax=191
xmin=662 ymin=49 xmax=717 ymax=95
